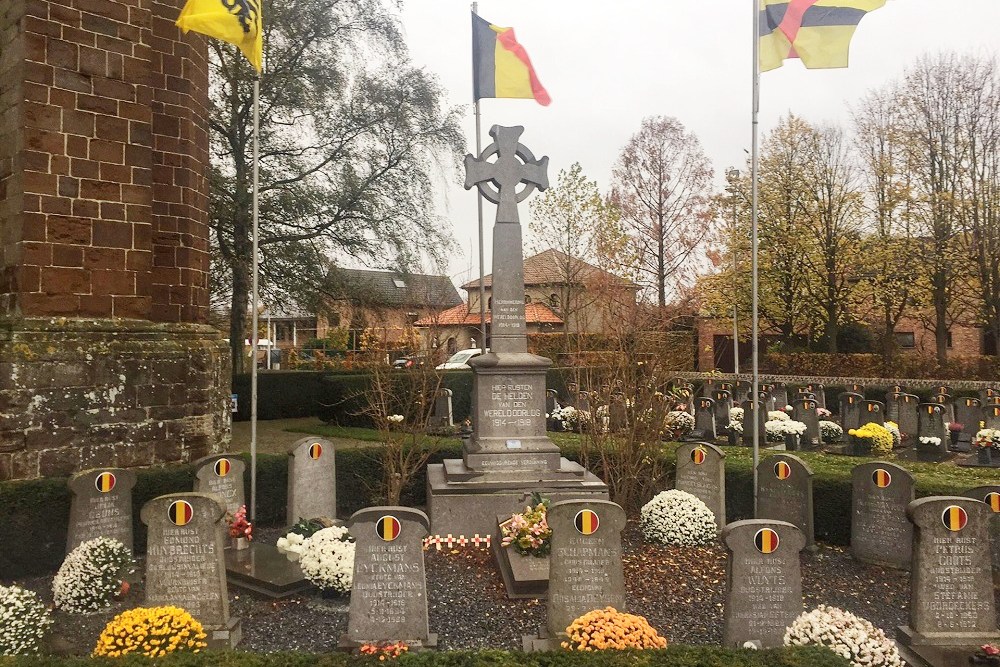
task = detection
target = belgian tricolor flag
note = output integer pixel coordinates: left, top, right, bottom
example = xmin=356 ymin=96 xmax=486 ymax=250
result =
xmin=984 ymin=492 xmax=1000 ymax=513
xmin=95 ymin=471 xmax=116 ymax=493
xmin=774 ymin=461 xmax=792 ymax=480
xmin=691 ymin=447 xmax=707 ymax=465
xmin=941 ymin=505 xmax=968 ymax=532
xmin=471 ymin=13 xmax=550 ymax=106
xmin=168 ymin=500 xmax=194 ymax=526
xmin=575 ymin=509 xmax=600 ymax=535
xmin=872 ymin=469 xmax=891 ymax=489
xmin=214 ymin=458 xmax=231 ymax=477
xmin=309 ymin=443 xmax=323 ymax=460
xmin=377 ymin=516 xmax=401 ymax=541
xmin=754 ymin=528 xmax=780 ymax=554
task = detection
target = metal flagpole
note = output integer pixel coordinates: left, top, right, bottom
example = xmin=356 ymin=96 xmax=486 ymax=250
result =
xmin=750 ymin=0 xmax=761 ymax=516
xmin=250 ymin=74 xmax=261 ymax=524
xmin=472 ymin=2 xmax=486 ymax=355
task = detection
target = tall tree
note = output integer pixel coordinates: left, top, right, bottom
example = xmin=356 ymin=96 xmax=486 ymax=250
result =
xmin=609 ymin=116 xmax=713 ymax=307
xmin=209 ymin=0 xmax=463 ymax=380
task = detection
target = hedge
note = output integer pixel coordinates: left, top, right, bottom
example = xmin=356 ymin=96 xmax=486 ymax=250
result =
xmin=760 ymin=352 xmax=1000 ymax=381
xmin=0 ymin=647 xmax=849 ymax=667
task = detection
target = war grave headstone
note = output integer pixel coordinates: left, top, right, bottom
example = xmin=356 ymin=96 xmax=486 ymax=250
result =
xmin=792 ymin=397 xmax=820 ymax=448
xmin=840 ymin=392 xmax=863 ymax=432
xmin=851 ymin=461 xmax=914 ymax=569
xmin=689 ymin=396 xmax=717 ymax=441
xmin=741 ymin=399 xmax=767 ymax=447
xmin=712 ymin=390 xmax=733 ymax=431
xmin=609 ymin=392 xmax=628 ymax=432
xmin=719 ymin=381 xmax=734 ymax=394
xmin=141 ymin=493 xmax=241 ymax=647
xmin=986 ymin=396 xmax=1000 ymax=407
xmin=932 ymin=393 xmax=956 ymax=425
xmin=524 ymin=499 xmax=626 ymax=651
xmin=576 ymin=390 xmax=593 ymax=422
xmin=985 ymin=404 xmax=1000 ymax=430
xmin=757 ymin=454 xmax=815 ymax=551
xmin=734 ymin=379 xmax=751 ymax=402
xmin=961 ymin=486 xmax=1000 ymax=588
xmin=886 ymin=384 xmax=906 ymax=403
xmin=287 ymin=437 xmax=337 ymax=526
xmin=758 ymin=389 xmax=775 ymax=413
xmin=430 ymin=388 xmax=454 ymax=430
xmin=427 ymin=126 xmax=608 ymax=536
xmin=886 ymin=391 xmax=904 ymax=423
xmin=771 ymin=383 xmax=789 ymax=410
xmin=953 ymin=397 xmax=982 ymax=451
xmin=896 ymin=497 xmax=1000 ymax=667
xmin=194 ymin=454 xmax=246 ymax=515
xmin=916 ymin=404 xmax=950 ymax=461
xmin=565 ymin=383 xmax=580 ymax=408
xmin=803 ymin=383 xmax=826 ymax=409
xmin=675 ymin=442 xmax=726 ymax=531
xmin=722 ymin=519 xmax=805 ymax=648
xmin=933 ymin=385 xmax=954 ymax=398
xmin=67 ymin=467 xmax=137 ymax=554
xmin=846 ymin=382 xmax=865 ymax=395
xmin=978 ymin=387 xmax=1000 ymax=404
xmin=342 ymin=507 xmax=434 ymax=649
xmin=896 ymin=393 xmax=920 ymax=441
xmin=701 ymin=378 xmax=717 ymax=398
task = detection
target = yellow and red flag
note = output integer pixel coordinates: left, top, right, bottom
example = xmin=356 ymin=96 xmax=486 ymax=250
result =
xmin=759 ymin=0 xmax=885 ymax=73
xmin=472 ymin=13 xmax=550 ymax=106
xmin=575 ymin=509 xmax=600 ymax=535
xmin=377 ymin=516 xmax=401 ymax=541
xmin=168 ymin=500 xmax=194 ymax=526
xmin=755 ymin=528 xmax=780 ymax=554
xmin=95 ymin=472 xmax=116 ymax=493
xmin=941 ymin=505 xmax=968 ymax=532
xmin=177 ymin=0 xmax=263 ymax=73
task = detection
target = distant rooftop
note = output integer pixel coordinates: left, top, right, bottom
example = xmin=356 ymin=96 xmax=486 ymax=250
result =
xmin=329 ymin=268 xmax=463 ymax=309
xmin=462 ymin=248 xmax=634 ymax=290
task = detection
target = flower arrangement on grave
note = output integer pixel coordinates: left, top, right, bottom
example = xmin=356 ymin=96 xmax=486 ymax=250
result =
xmin=764 ymin=418 xmax=807 ymax=443
xmin=664 ymin=410 xmax=694 ymax=437
xmin=768 ymin=410 xmax=790 ymax=422
xmin=727 ymin=419 xmax=744 ymax=436
xmin=948 ymin=421 xmax=963 ymax=433
xmin=359 ymin=641 xmax=410 ymax=660
xmin=500 ymin=494 xmax=552 ymax=557
xmin=277 ymin=518 xmax=326 ymax=561
xmin=729 ymin=406 xmax=745 ymax=422
xmin=848 ymin=422 xmax=894 ymax=456
xmin=562 ymin=607 xmax=668 ymax=651
xmin=883 ymin=421 xmax=901 ymax=449
xmin=974 ymin=429 xmax=1000 ymax=451
xmin=819 ymin=420 xmax=843 ymax=443
xmin=918 ymin=436 xmax=942 ymax=447
xmin=549 ymin=405 xmax=578 ymax=430
xmin=972 ymin=643 xmax=1000 ymax=665
xmin=93 ymin=606 xmax=207 ymax=658
xmin=784 ymin=605 xmax=902 ymax=667
xmin=298 ymin=525 xmax=356 ymax=593
xmin=226 ymin=504 xmax=253 ymax=541
xmin=0 ymin=585 xmax=52 ymax=656
xmin=52 ymin=537 xmax=134 ymax=614
xmin=640 ymin=489 xmax=717 ymax=547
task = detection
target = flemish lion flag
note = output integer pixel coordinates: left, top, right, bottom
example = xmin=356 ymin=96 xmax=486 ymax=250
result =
xmin=177 ymin=0 xmax=263 ymax=73
xmin=472 ymin=13 xmax=550 ymax=106
xmin=759 ymin=0 xmax=885 ymax=73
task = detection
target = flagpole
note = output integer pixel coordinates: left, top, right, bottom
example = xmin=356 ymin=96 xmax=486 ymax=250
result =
xmin=472 ymin=2 xmax=486 ymax=355
xmin=750 ymin=0 xmax=761 ymax=516
xmin=250 ymin=74 xmax=260 ymax=524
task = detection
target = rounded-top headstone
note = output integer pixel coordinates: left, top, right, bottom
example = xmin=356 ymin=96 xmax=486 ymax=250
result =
xmin=756 ymin=454 xmax=815 ymax=549
xmin=66 ymin=467 xmax=137 ymax=554
xmin=286 ymin=436 xmax=336 ymax=526
xmin=962 ymin=485 xmax=1000 ymax=587
xmin=193 ymin=453 xmax=246 ymax=515
xmin=850 ymin=461 xmax=914 ymax=569
xmin=675 ymin=442 xmax=726 ymax=530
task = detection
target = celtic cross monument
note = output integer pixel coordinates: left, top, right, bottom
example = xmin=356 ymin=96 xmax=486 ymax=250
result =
xmin=426 ymin=126 xmax=607 ymax=535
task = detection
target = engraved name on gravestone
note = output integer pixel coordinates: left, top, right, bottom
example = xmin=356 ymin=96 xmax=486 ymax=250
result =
xmin=344 ymin=507 xmax=433 ymax=647
xmin=675 ymin=442 xmax=726 ymax=530
xmin=792 ymin=398 xmax=820 ymax=447
xmin=693 ymin=397 xmax=716 ymax=440
xmin=287 ymin=437 xmax=336 ymax=526
xmin=722 ymin=519 xmax=805 ymax=648
xmin=757 ymin=454 xmax=815 ymax=550
xmin=141 ymin=493 xmax=233 ymax=634
xmin=898 ymin=497 xmax=1000 ymax=647
xmin=851 ymin=461 xmax=914 ymax=569
xmin=840 ymin=393 xmax=863 ymax=432
xmin=67 ymin=467 xmax=137 ymax=554
xmin=543 ymin=500 xmax=626 ymax=641
xmin=194 ymin=454 xmax=246 ymax=515
xmin=962 ymin=486 xmax=1000 ymax=587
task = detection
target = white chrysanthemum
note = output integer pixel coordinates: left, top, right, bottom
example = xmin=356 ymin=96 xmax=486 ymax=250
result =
xmin=298 ymin=526 xmax=356 ymax=593
xmin=765 ymin=418 xmax=807 ymax=442
xmin=0 ymin=585 xmax=52 ymax=655
xmin=52 ymin=537 xmax=133 ymax=614
xmin=784 ymin=605 xmax=902 ymax=667
xmin=640 ymin=489 xmax=717 ymax=546
xmin=276 ymin=531 xmax=308 ymax=561
xmin=665 ymin=410 xmax=695 ymax=433
xmin=819 ymin=420 xmax=843 ymax=443
xmin=729 ymin=407 xmax=745 ymax=421
xmin=767 ymin=410 xmax=790 ymax=421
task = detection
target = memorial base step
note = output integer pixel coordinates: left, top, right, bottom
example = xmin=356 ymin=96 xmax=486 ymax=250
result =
xmin=522 ymin=626 xmax=559 ymax=652
xmin=897 ymin=625 xmax=1000 ymax=667
xmin=338 ymin=634 xmax=438 ymax=652
xmin=206 ymin=617 xmax=242 ymax=649
xmin=224 ymin=542 xmax=312 ymax=598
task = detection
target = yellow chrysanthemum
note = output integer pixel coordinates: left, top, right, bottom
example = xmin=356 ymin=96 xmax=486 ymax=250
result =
xmin=93 ymin=607 xmax=207 ymax=658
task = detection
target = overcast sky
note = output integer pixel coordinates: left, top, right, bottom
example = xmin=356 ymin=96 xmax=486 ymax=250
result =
xmin=395 ymin=1 xmax=1000 ymax=288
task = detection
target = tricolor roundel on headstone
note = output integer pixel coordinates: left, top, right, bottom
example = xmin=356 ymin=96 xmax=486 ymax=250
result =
xmin=214 ymin=458 xmax=231 ymax=477
xmin=872 ymin=468 xmax=892 ymax=489
xmin=754 ymin=527 xmax=780 ymax=554
xmin=575 ymin=509 xmax=600 ymax=535
xmin=168 ymin=500 xmax=194 ymax=526
xmin=691 ymin=447 xmax=707 ymax=465
xmin=984 ymin=491 xmax=1000 ymax=513
xmin=774 ymin=461 xmax=791 ymax=480
xmin=941 ymin=505 xmax=968 ymax=532
xmin=376 ymin=515 xmax=401 ymax=541
xmin=95 ymin=471 xmax=116 ymax=493
xmin=309 ymin=443 xmax=323 ymax=460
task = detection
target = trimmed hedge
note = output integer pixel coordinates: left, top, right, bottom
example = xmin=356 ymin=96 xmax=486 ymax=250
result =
xmin=0 ymin=647 xmax=850 ymax=667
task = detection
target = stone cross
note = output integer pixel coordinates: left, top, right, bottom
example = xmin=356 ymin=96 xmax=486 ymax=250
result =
xmin=464 ymin=124 xmax=549 ymax=225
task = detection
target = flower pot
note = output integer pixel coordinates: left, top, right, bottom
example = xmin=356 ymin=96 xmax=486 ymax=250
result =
xmin=231 ymin=536 xmax=250 ymax=551
xmin=949 ymin=431 xmax=960 ymax=448
xmin=978 ymin=447 xmax=994 ymax=465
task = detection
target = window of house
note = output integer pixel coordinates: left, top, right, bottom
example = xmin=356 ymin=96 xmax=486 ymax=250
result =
xmin=329 ymin=312 xmax=341 ymax=327
xmin=946 ymin=330 xmax=953 ymax=348
xmin=487 ymin=297 xmax=492 ymax=309
xmin=392 ymin=278 xmax=406 ymax=288
xmin=895 ymin=332 xmax=915 ymax=348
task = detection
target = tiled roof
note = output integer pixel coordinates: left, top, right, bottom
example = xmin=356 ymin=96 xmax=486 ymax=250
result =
xmin=414 ymin=301 xmax=563 ymax=327
xmin=461 ymin=248 xmax=632 ymax=290
xmin=329 ymin=268 xmax=462 ymax=308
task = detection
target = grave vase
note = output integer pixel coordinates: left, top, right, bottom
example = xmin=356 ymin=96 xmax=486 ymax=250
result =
xmin=949 ymin=429 xmax=960 ymax=448
xmin=231 ymin=536 xmax=250 ymax=551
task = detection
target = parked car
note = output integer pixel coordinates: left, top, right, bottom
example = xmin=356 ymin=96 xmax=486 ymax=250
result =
xmin=435 ymin=348 xmax=486 ymax=370
xmin=392 ymin=355 xmax=424 ymax=369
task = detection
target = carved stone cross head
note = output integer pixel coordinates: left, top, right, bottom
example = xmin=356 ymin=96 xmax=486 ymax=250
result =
xmin=464 ymin=125 xmax=549 ymax=224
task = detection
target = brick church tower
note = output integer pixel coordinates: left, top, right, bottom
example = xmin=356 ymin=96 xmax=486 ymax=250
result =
xmin=0 ymin=0 xmax=230 ymax=479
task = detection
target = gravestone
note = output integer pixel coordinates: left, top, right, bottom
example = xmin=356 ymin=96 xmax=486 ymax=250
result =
xmin=917 ymin=404 xmax=949 ymax=459
xmin=66 ymin=467 xmax=137 ymax=554
xmin=771 ymin=383 xmax=789 ymax=410
xmin=286 ymin=437 xmax=337 ymax=526
xmin=741 ymin=399 xmax=766 ymax=446
xmin=525 ymin=499 xmax=626 ymax=650
xmin=675 ymin=443 xmax=726 ymax=530
xmin=193 ymin=454 xmax=246 ymax=515
xmin=701 ymin=378 xmax=717 ymax=397
xmin=897 ymin=497 xmax=999 ymax=660
xmin=719 ymin=381 xmax=734 ymax=393
xmin=608 ymin=393 xmax=628 ymax=432
xmin=846 ymin=382 xmax=865 ymax=395
xmin=932 ymin=393 xmax=956 ymax=425
xmin=576 ymin=390 xmax=593 ymax=418
xmin=758 ymin=389 xmax=775 ymax=413
xmin=565 ymin=383 xmax=580 ymax=408
xmin=757 ymin=454 xmax=815 ymax=550
xmin=691 ymin=397 xmax=717 ymax=441
xmin=985 ymin=404 xmax=1000 ymax=430
xmin=851 ymin=461 xmax=914 ymax=569
xmin=342 ymin=507 xmax=434 ymax=648
xmin=840 ymin=392 xmax=863 ymax=432
xmin=954 ymin=398 xmax=982 ymax=450
xmin=933 ymin=385 xmax=954 ymax=398
xmin=896 ymin=393 xmax=920 ymax=440
xmin=734 ymin=380 xmax=751 ymax=403
xmin=803 ymin=383 xmax=826 ymax=409
xmin=712 ymin=390 xmax=733 ymax=431
xmin=885 ymin=392 xmax=903 ymax=422
xmin=141 ymin=493 xmax=240 ymax=647
xmin=722 ymin=519 xmax=805 ymax=648
xmin=962 ymin=486 xmax=1000 ymax=587
xmin=792 ymin=398 xmax=820 ymax=447
xmin=862 ymin=400 xmax=885 ymax=425
xmin=978 ymin=387 xmax=1000 ymax=404
xmin=430 ymin=388 xmax=454 ymax=429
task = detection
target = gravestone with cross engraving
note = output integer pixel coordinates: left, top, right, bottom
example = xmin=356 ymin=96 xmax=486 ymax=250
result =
xmin=193 ymin=454 xmax=246 ymax=515
xmin=792 ymin=397 xmax=820 ymax=447
xmin=427 ymin=126 xmax=607 ymax=536
xmin=851 ymin=461 xmax=914 ymax=569
xmin=757 ymin=454 xmax=815 ymax=550
xmin=962 ymin=485 xmax=1000 ymax=587
xmin=675 ymin=442 xmax=725 ymax=530
xmin=691 ymin=396 xmax=717 ymax=441
xmin=66 ymin=467 xmax=137 ymax=554
xmin=286 ymin=437 xmax=336 ymax=526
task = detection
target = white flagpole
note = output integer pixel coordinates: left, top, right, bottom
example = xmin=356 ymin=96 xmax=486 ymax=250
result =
xmin=472 ymin=2 xmax=486 ymax=355
xmin=751 ymin=0 xmax=761 ymax=516
xmin=250 ymin=74 xmax=261 ymax=524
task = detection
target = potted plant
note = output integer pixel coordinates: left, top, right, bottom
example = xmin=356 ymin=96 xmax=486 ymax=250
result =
xmin=500 ymin=494 xmax=552 ymax=558
xmin=971 ymin=643 xmax=1000 ymax=665
xmin=226 ymin=504 xmax=253 ymax=550
xmin=848 ymin=423 xmax=894 ymax=457
xmin=948 ymin=422 xmax=963 ymax=448
xmin=973 ymin=429 xmax=1000 ymax=465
